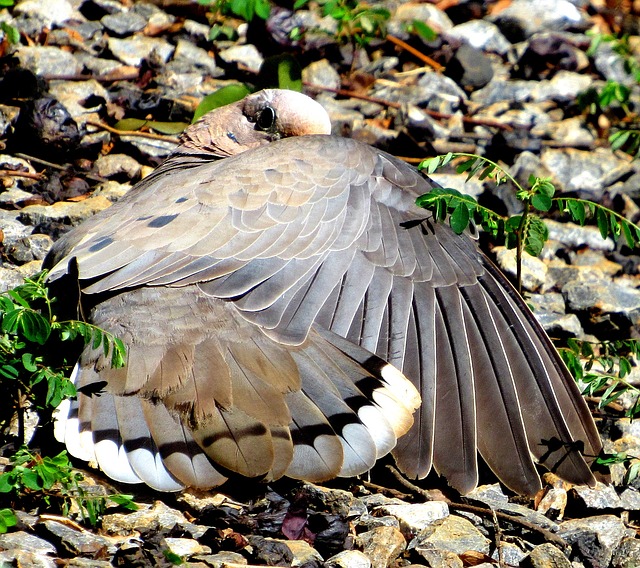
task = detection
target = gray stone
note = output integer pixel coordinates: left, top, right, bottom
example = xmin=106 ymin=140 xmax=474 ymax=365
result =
xmin=172 ymin=39 xmax=219 ymax=75
xmin=471 ymin=78 xmax=536 ymax=106
xmin=447 ymin=20 xmax=512 ymax=55
xmin=570 ymin=482 xmax=623 ymax=510
xmin=564 ymin=277 xmax=640 ymax=327
xmin=218 ymin=44 xmax=264 ymax=74
xmin=0 ymin=549 xmax=56 ymax=568
xmin=494 ymin=246 xmax=548 ymax=292
xmin=532 ymin=71 xmax=592 ymax=103
xmin=619 ymin=488 xmax=640 ymax=510
xmin=490 ymin=0 xmax=588 ymax=40
xmin=13 ymin=0 xmax=78 ymax=27
xmin=277 ymin=538 xmax=324 ymax=566
xmin=102 ymin=500 xmax=206 ymax=538
xmin=411 ymin=515 xmax=491 ymax=557
xmin=101 ymin=11 xmax=147 ymax=35
xmin=94 ymin=154 xmax=142 ymax=181
xmin=557 ymin=514 xmax=633 ymax=567
xmin=0 ymin=262 xmax=43 ymax=293
xmin=533 ymin=116 xmax=596 ymax=148
xmin=194 ymin=551 xmax=247 ymax=568
xmin=6 ymin=233 xmax=53 ymax=263
xmin=48 ymin=80 xmax=110 ymax=128
xmin=325 ymin=550 xmax=371 ymax=568
xmin=0 ymin=530 xmax=57 ymax=555
xmin=528 ymin=292 xmax=585 ymax=337
xmin=303 ymin=59 xmax=341 ymax=91
xmin=411 ymin=549 xmax=463 ymax=568
xmin=391 ymin=3 xmax=453 ymax=33
xmin=492 ymin=541 xmax=527 ymax=566
xmin=19 ymin=196 xmax=113 ymax=227
xmin=541 ymin=147 xmax=634 ymax=200
xmin=357 ymin=526 xmax=405 ymax=568
xmin=611 ymin=536 xmax=640 ymax=568
xmin=163 ymin=537 xmax=211 ymax=558
xmin=593 ymin=43 xmax=638 ymax=86
xmin=355 ymin=514 xmax=400 ymax=531
xmin=377 ymin=502 xmax=449 ymax=537
xmin=119 ymin=135 xmax=178 ymax=158
xmin=545 ymin=220 xmax=615 ymax=252
xmin=41 ymin=519 xmax=110 ymax=557
xmin=16 ymin=46 xmax=82 ymax=77
xmin=108 ymin=36 xmax=175 ymax=67
xmin=524 ymin=542 xmax=571 ymax=567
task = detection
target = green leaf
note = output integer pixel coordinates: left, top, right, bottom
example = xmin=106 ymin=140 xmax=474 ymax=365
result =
xmin=293 ymin=0 xmax=309 ymax=7
xmin=0 ymin=0 xmax=15 ymax=6
xmin=567 ymin=199 xmax=586 ymax=225
xmin=193 ymin=84 xmax=251 ymax=123
xmin=254 ymin=0 xmax=271 ymax=19
xmin=109 ymin=494 xmax=139 ymax=510
xmin=531 ymin=193 xmax=552 ymax=212
xmin=621 ymin=221 xmax=635 ymax=248
xmin=113 ymin=118 xmax=149 ymax=132
xmin=21 ymin=352 xmax=37 ymax=372
xmin=0 ymin=509 xmax=17 ymax=533
xmin=0 ymin=22 xmax=19 ymax=44
xmin=18 ymin=310 xmax=51 ymax=344
xmin=596 ymin=207 xmax=609 ymax=240
xmin=450 ymin=203 xmax=470 ymax=234
xmin=21 ymin=469 xmax=41 ymax=491
xmin=146 ymin=121 xmax=189 ymax=135
xmin=259 ymin=55 xmax=302 ymax=91
xmin=411 ymin=20 xmax=437 ymax=41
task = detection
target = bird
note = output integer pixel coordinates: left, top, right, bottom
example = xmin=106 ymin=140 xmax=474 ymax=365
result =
xmin=47 ymin=88 xmax=602 ymax=496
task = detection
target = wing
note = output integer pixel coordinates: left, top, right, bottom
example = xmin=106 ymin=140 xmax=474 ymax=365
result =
xmin=48 ymin=134 xmax=600 ymax=495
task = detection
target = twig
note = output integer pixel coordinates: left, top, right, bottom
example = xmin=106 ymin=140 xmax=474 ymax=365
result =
xmin=14 ymin=153 xmax=107 ymax=183
xmin=38 ymin=513 xmax=90 ymax=533
xmin=86 ymin=120 xmax=180 ymax=144
xmin=362 ymin=480 xmax=413 ymax=501
xmin=386 ymin=466 xmax=568 ymax=550
xmin=386 ymin=34 xmax=445 ymax=72
xmin=0 ymin=169 xmax=45 ymax=181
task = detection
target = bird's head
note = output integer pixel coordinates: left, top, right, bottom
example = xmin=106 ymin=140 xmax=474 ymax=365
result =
xmin=179 ymin=89 xmax=332 ymax=158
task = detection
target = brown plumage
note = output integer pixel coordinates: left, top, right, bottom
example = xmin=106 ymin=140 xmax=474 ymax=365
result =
xmin=48 ymin=89 xmax=602 ymax=495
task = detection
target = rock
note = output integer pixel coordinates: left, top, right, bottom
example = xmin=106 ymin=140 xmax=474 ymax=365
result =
xmin=93 ymin=153 xmax=142 ymax=180
xmin=391 ymin=2 xmax=454 ymax=33
xmin=532 ymin=71 xmax=592 ymax=103
xmin=523 ymin=542 xmax=572 ymax=567
xmin=325 ymin=549 xmax=372 ymax=568
xmin=490 ymin=0 xmax=588 ymax=42
xmin=0 ymin=104 xmax=20 ymax=140
xmin=411 ymin=515 xmax=491 ymax=557
xmin=545 ymin=220 xmax=615 ymax=252
xmin=279 ymin=538 xmax=324 ymax=566
xmin=532 ymin=116 xmax=596 ymax=148
xmin=619 ymin=488 xmax=640 ymax=511
xmin=0 ymin=549 xmax=57 ymax=568
xmin=0 ymin=530 xmax=57 ymax=555
xmin=119 ymin=134 xmax=178 ymax=158
xmin=558 ymin=515 xmax=634 ymax=566
xmin=303 ymin=59 xmax=341 ymax=91
xmin=493 ymin=541 xmax=527 ymax=566
xmin=445 ymin=43 xmax=494 ymax=89
xmin=563 ymin=277 xmax=640 ymax=329
xmin=570 ymin=483 xmax=623 ymax=510
xmin=528 ymin=292 xmax=584 ymax=337
xmin=356 ymin=526 xmax=405 ymax=568
xmin=40 ymin=520 xmax=110 ymax=558
xmin=172 ymin=39 xmax=219 ymax=76
xmin=102 ymin=500 xmax=206 ymax=539
xmin=194 ymin=551 xmax=248 ymax=568
xmin=162 ymin=537 xmax=211 ymax=558
xmin=447 ymin=20 xmax=512 ymax=55
xmin=376 ymin=502 xmax=449 ymax=537
xmin=49 ymin=80 xmax=110 ymax=130
xmin=611 ymin=536 xmax=640 ymax=568
xmin=247 ymin=535 xmax=294 ymax=566
xmin=18 ymin=196 xmax=114 ymax=228
xmin=5 ymin=233 xmax=53 ymax=263
xmin=412 ymin=548 xmax=463 ymax=568
xmin=540 ymin=147 xmax=634 ymax=200
xmin=15 ymin=46 xmax=82 ymax=77
xmin=494 ymin=246 xmax=548 ymax=292
xmin=101 ymin=10 xmax=146 ymax=35
xmin=107 ymin=36 xmax=175 ymax=67
xmin=13 ymin=0 xmax=78 ymax=27
xmin=218 ymin=44 xmax=264 ymax=74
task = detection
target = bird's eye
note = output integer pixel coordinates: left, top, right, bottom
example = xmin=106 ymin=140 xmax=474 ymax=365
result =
xmin=256 ymin=106 xmax=276 ymax=131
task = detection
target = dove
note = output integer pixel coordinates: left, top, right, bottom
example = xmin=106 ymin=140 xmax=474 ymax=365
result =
xmin=47 ymin=89 xmax=602 ymax=495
